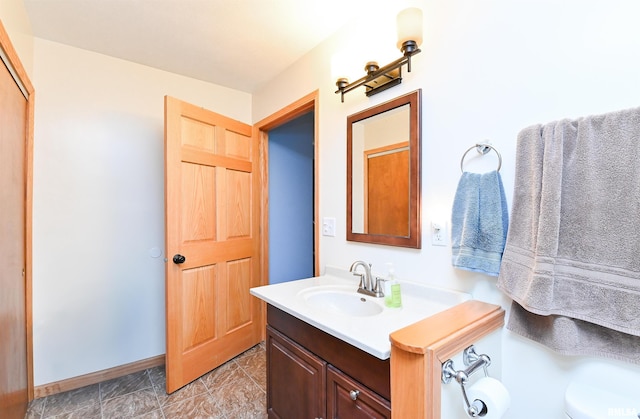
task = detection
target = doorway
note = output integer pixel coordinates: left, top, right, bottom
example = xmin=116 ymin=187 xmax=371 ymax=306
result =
xmin=255 ymin=91 xmax=319 ymax=287
xmin=268 ymin=111 xmax=315 ymax=284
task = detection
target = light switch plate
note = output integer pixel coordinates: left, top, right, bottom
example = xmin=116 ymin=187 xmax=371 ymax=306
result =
xmin=322 ymin=217 xmax=336 ymax=237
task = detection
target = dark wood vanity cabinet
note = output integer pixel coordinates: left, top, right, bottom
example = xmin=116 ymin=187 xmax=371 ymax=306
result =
xmin=267 ymin=326 xmax=326 ymax=419
xmin=266 ymin=305 xmax=391 ymax=419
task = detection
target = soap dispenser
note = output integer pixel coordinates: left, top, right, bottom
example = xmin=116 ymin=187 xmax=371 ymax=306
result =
xmin=384 ymin=263 xmax=402 ymax=308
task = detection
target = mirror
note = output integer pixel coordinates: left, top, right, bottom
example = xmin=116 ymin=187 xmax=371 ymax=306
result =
xmin=347 ymin=90 xmax=421 ymax=248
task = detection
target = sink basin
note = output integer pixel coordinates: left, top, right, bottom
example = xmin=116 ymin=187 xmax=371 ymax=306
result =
xmin=250 ymin=268 xmax=472 ymax=359
xmin=300 ymin=286 xmax=384 ymax=317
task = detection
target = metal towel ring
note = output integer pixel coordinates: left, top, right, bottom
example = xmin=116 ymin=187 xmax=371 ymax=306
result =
xmin=460 ymin=143 xmax=502 ymax=173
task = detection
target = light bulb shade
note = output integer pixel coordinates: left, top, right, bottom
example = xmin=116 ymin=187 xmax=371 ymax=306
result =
xmin=396 ymin=7 xmax=423 ymax=50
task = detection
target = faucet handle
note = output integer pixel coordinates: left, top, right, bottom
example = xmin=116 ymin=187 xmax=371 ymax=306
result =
xmin=374 ymin=276 xmax=386 ymax=296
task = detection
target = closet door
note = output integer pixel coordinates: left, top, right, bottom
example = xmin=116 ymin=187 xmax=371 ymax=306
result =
xmin=0 ymin=20 xmax=34 ymax=419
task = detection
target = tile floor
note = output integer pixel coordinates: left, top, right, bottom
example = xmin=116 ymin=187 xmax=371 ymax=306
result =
xmin=25 ymin=342 xmax=267 ymax=419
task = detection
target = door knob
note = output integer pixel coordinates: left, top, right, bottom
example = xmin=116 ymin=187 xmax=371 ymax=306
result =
xmin=172 ymin=254 xmax=186 ymax=264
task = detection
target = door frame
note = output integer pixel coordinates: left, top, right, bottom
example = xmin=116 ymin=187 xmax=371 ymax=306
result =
xmin=0 ymin=20 xmax=35 ymax=400
xmin=254 ymin=90 xmax=319 ymax=295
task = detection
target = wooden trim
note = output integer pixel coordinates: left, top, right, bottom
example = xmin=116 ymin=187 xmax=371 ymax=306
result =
xmin=33 ymin=355 xmax=165 ymax=399
xmin=253 ymin=90 xmax=320 ymax=286
xmin=389 ymin=300 xmax=504 ymax=419
xmin=0 ymin=21 xmax=34 ymax=95
xmin=253 ymin=91 xmax=317 ymax=131
xmin=0 ymin=19 xmax=36 ymax=402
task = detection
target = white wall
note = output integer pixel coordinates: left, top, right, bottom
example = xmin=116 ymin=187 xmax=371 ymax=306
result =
xmin=31 ymin=38 xmax=251 ymax=385
xmin=0 ymin=0 xmax=33 ymax=76
xmin=254 ymin=0 xmax=640 ymax=417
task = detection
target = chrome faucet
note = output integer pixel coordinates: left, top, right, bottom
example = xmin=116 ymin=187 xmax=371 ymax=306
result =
xmin=349 ymin=260 xmax=384 ymax=298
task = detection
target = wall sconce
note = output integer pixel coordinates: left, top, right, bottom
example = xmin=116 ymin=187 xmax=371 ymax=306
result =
xmin=335 ymin=8 xmax=423 ymax=102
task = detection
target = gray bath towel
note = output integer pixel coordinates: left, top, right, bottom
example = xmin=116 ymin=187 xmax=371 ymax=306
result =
xmin=497 ymin=106 xmax=640 ymax=363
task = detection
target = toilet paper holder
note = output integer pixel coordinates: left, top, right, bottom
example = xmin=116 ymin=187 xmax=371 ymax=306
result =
xmin=441 ymin=345 xmax=492 ymax=417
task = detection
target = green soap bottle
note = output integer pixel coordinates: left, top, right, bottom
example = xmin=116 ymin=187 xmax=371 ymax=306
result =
xmin=384 ymin=263 xmax=402 ymax=308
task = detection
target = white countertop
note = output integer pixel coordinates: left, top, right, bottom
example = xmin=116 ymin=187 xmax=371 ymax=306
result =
xmin=250 ymin=266 xmax=471 ymax=360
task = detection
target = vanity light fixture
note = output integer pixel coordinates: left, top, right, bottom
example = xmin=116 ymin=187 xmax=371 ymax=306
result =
xmin=335 ymin=7 xmax=423 ymax=102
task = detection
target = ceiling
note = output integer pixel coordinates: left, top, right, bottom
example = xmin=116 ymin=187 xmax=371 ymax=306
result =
xmin=23 ymin=0 xmax=376 ymax=93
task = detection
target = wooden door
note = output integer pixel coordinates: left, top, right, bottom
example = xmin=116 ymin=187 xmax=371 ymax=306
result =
xmin=0 ymin=21 xmax=34 ymax=419
xmin=164 ymin=96 xmax=262 ymax=393
xmin=366 ymin=144 xmax=409 ymax=236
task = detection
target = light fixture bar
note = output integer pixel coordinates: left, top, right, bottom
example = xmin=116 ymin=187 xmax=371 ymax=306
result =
xmin=335 ymin=7 xmax=423 ymax=102
xmin=335 ymin=48 xmax=421 ymax=102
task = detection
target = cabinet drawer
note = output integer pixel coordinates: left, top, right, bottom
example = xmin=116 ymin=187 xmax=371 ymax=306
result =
xmin=267 ymin=326 xmax=327 ymax=419
xmin=327 ymin=365 xmax=391 ymax=419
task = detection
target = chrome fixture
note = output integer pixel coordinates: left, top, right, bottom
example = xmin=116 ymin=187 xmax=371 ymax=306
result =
xmin=335 ymin=8 xmax=423 ymax=102
xmin=349 ymin=260 xmax=384 ymax=297
xmin=441 ymin=346 xmax=492 ymax=418
xmin=460 ymin=142 xmax=503 ymax=173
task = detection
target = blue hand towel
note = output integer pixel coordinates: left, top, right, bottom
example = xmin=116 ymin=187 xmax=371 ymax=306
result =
xmin=451 ymin=170 xmax=509 ymax=276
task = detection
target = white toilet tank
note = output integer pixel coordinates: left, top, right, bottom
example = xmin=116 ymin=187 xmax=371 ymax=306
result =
xmin=565 ymin=362 xmax=640 ymax=419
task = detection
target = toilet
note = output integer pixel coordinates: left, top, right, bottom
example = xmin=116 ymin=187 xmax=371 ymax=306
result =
xmin=564 ymin=363 xmax=639 ymax=419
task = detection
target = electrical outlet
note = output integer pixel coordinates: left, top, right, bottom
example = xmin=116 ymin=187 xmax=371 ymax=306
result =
xmin=431 ymin=221 xmax=448 ymax=246
xmin=322 ymin=217 xmax=336 ymax=237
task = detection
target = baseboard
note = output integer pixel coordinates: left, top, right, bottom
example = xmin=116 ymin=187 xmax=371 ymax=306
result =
xmin=33 ymin=354 xmax=165 ymax=399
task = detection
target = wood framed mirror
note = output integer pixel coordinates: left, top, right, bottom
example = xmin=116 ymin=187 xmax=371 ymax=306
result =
xmin=347 ymin=89 xmax=421 ymax=248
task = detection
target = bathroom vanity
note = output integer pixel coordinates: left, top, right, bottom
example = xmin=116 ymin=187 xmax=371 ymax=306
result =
xmin=250 ymin=267 xmax=472 ymax=419
xmin=267 ymin=305 xmax=390 ymax=418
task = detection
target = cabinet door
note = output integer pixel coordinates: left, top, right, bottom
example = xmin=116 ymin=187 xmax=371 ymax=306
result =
xmin=327 ymin=365 xmax=391 ymax=419
xmin=267 ymin=326 xmax=327 ymax=419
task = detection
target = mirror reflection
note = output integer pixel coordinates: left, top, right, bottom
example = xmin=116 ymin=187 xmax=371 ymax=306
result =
xmin=347 ymin=90 xmax=421 ymax=248
xmin=351 ymin=105 xmax=410 ymax=236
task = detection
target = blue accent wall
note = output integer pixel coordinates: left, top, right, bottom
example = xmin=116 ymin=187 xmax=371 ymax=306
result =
xmin=268 ymin=112 xmax=314 ymax=284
